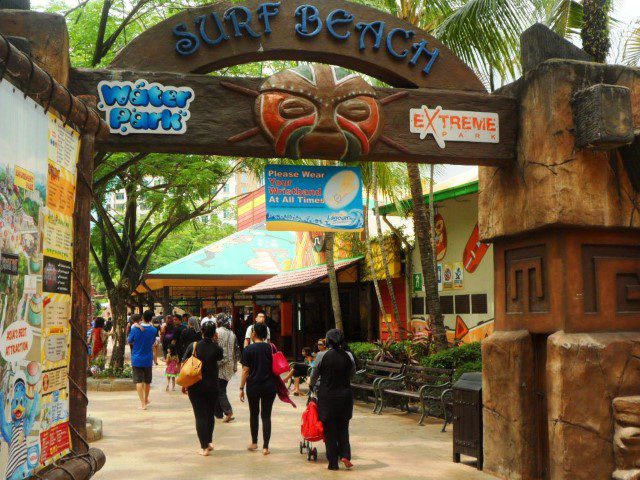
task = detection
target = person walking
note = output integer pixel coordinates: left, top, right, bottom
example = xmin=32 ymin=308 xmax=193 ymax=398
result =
xmin=243 ymin=312 xmax=270 ymax=347
xmin=173 ymin=315 xmax=186 ymax=358
xmin=309 ymin=329 xmax=356 ymax=471
xmin=89 ymin=317 xmax=110 ymax=362
xmin=127 ymin=311 xmax=158 ymax=410
xmin=160 ymin=315 xmax=176 ymax=360
xmin=216 ymin=313 xmax=238 ymax=423
xmin=179 ymin=317 xmax=202 ymax=357
xmin=239 ymin=323 xmax=276 ymax=455
xmin=182 ymin=321 xmax=224 ymax=456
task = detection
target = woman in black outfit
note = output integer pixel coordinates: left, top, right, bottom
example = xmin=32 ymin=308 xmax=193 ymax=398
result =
xmin=309 ymin=329 xmax=356 ymax=470
xmin=182 ymin=321 xmax=224 ymax=456
xmin=179 ymin=316 xmax=202 ymax=357
xmin=239 ymin=322 xmax=276 ymax=455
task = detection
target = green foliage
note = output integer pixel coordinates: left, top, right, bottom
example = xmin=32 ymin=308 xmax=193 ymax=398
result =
xmin=454 ymin=360 xmax=483 ymax=381
xmin=350 ymin=340 xmax=482 ymax=375
xmin=95 ymin=364 xmax=133 ymax=379
xmin=421 ymin=342 xmax=482 ymax=370
xmin=90 ymin=355 xmax=107 ymax=370
xmin=348 ymin=342 xmax=378 ymax=364
xmin=146 ymin=218 xmax=235 ymax=272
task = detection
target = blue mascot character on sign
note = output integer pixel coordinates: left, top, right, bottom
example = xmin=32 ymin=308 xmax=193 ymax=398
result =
xmin=0 ymin=378 xmax=40 ymax=480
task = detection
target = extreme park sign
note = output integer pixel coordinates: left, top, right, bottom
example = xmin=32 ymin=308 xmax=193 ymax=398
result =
xmin=68 ymin=0 xmax=518 ymax=167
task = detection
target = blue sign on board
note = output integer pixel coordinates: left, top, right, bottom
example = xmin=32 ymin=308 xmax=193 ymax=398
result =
xmin=265 ymin=165 xmax=364 ymax=232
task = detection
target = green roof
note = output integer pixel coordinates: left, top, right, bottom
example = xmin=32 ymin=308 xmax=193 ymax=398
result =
xmin=149 ymin=225 xmax=297 ymax=277
xmin=377 ymin=181 xmax=479 ymax=216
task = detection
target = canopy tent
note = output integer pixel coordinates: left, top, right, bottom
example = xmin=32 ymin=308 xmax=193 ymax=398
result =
xmin=137 ymin=225 xmax=298 ymax=296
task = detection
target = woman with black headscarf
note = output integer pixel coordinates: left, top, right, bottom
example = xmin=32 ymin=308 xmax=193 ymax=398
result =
xmin=309 ymin=329 xmax=356 ymax=471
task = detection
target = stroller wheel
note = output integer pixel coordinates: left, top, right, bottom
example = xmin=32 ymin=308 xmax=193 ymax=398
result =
xmin=307 ymin=448 xmax=312 ymax=461
xmin=299 ymin=441 xmax=304 ymax=454
xmin=311 ymin=447 xmax=318 ymax=461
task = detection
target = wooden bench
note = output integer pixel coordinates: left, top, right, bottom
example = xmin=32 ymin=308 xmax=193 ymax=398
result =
xmin=352 ymin=360 xmax=404 ymax=409
xmin=375 ymin=365 xmax=455 ymax=427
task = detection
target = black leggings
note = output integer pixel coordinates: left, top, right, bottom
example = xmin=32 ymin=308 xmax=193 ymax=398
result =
xmin=322 ymin=417 xmax=351 ymax=470
xmin=188 ymin=389 xmax=217 ymax=449
xmin=247 ymin=390 xmax=276 ymax=449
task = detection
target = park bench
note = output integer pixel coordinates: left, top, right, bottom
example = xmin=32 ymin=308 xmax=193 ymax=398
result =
xmin=375 ymin=365 xmax=455 ymax=427
xmin=352 ymin=360 xmax=404 ymax=408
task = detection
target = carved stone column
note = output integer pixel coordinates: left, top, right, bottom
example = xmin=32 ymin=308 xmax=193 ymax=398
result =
xmin=479 ymin=25 xmax=640 ymax=480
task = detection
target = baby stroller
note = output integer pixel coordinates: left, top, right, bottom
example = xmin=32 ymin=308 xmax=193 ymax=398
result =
xmin=300 ymin=393 xmax=323 ymax=461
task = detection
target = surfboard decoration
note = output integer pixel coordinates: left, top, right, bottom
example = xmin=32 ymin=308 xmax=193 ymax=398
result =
xmin=454 ymin=315 xmax=469 ymax=341
xmin=463 ymin=223 xmax=490 ymax=273
xmin=435 ymin=213 xmax=447 ymax=261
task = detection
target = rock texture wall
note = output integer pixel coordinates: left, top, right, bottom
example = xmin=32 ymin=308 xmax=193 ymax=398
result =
xmin=547 ymin=333 xmax=640 ymax=480
xmin=479 ymin=60 xmax=640 ymax=241
xmin=0 ymin=10 xmax=70 ymax=84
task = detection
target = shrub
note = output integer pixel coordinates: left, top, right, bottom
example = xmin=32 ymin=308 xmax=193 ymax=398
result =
xmin=421 ymin=342 xmax=482 ymax=371
xmin=453 ymin=360 xmax=483 ymax=381
xmin=348 ymin=342 xmax=377 ymax=366
xmin=90 ymin=355 xmax=106 ymax=370
xmin=95 ymin=364 xmax=133 ymax=379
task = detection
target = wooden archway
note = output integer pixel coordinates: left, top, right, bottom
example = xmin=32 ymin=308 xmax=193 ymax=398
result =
xmin=108 ymin=0 xmax=484 ymax=91
xmin=69 ymin=0 xmax=516 ymax=165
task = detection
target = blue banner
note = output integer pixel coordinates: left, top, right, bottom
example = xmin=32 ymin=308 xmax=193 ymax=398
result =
xmin=265 ymin=165 xmax=364 ymax=232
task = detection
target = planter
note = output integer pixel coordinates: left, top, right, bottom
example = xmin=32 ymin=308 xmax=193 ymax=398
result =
xmin=87 ymin=377 xmax=135 ymax=392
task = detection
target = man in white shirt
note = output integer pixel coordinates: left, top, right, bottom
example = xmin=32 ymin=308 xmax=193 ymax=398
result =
xmin=201 ymin=310 xmax=216 ymax=327
xmin=244 ymin=312 xmax=270 ymax=347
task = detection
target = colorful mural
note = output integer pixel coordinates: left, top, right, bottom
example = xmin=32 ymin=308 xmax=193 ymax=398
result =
xmin=411 ymin=188 xmax=494 ymax=345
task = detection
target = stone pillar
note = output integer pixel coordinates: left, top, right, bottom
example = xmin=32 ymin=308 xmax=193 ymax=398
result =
xmin=0 ymin=8 xmax=70 ymax=84
xmin=479 ymin=26 xmax=640 ymax=480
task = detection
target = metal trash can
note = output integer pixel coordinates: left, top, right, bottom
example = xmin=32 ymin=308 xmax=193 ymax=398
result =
xmin=452 ymin=372 xmax=483 ymax=470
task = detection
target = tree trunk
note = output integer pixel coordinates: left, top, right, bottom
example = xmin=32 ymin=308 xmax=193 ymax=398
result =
xmin=325 ymin=232 xmax=343 ymax=331
xmin=364 ymin=190 xmax=393 ymax=340
xmin=429 ymin=164 xmax=436 ymax=269
xmin=108 ymin=285 xmax=130 ymax=370
xmin=581 ymin=0 xmax=612 ymax=63
xmin=406 ymin=163 xmax=447 ymax=349
xmin=372 ymin=164 xmax=403 ymax=339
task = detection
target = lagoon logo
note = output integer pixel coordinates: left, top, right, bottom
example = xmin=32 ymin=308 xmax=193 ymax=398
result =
xmin=97 ymin=79 xmax=195 ymax=135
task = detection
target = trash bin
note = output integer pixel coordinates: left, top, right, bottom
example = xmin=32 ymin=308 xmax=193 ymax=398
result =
xmin=452 ymin=372 xmax=483 ymax=470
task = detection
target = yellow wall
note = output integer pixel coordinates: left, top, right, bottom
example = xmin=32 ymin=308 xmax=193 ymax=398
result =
xmin=411 ymin=193 xmax=494 ymax=343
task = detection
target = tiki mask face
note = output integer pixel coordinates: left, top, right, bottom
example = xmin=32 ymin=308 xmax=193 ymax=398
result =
xmin=255 ymin=64 xmax=382 ymax=162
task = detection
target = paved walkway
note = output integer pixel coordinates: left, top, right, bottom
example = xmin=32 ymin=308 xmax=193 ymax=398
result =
xmin=89 ymin=363 xmax=492 ymax=480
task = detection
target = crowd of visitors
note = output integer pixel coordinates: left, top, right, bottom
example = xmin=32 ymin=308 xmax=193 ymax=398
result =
xmin=91 ymin=308 xmax=355 ymax=470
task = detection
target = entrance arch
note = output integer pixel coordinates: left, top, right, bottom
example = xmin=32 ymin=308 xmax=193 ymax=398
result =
xmin=108 ymin=0 xmax=484 ymax=91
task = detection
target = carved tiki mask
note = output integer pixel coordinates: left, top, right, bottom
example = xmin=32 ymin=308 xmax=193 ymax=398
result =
xmin=255 ymin=64 xmax=382 ymax=162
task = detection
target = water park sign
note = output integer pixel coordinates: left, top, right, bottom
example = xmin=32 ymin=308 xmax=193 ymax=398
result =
xmin=265 ymin=165 xmax=363 ymax=232
xmin=97 ymin=79 xmax=194 ymax=135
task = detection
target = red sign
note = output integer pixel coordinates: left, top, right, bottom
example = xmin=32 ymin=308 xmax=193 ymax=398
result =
xmin=40 ymin=422 xmax=70 ymax=464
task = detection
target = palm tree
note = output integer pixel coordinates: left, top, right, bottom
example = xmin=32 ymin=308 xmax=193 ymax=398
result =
xmin=372 ymin=162 xmax=403 ymax=339
xmin=364 ymin=188 xmax=394 ymax=338
xmin=581 ymin=0 xmax=612 ymax=62
xmin=406 ymin=163 xmax=448 ymax=349
xmin=325 ymin=232 xmax=344 ymax=331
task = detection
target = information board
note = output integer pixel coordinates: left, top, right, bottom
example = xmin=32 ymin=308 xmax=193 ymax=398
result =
xmin=265 ymin=165 xmax=363 ymax=232
xmin=0 ymin=80 xmax=77 ymax=478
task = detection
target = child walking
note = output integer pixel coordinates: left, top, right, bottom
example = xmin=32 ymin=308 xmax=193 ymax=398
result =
xmin=165 ymin=347 xmax=180 ymax=391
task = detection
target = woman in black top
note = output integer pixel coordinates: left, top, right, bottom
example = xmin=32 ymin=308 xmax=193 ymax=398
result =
xmin=309 ymin=329 xmax=356 ymax=470
xmin=239 ymin=322 xmax=276 ymax=455
xmin=182 ymin=321 xmax=224 ymax=456
xmin=179 ymin=316 xmax=202 ymax=357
